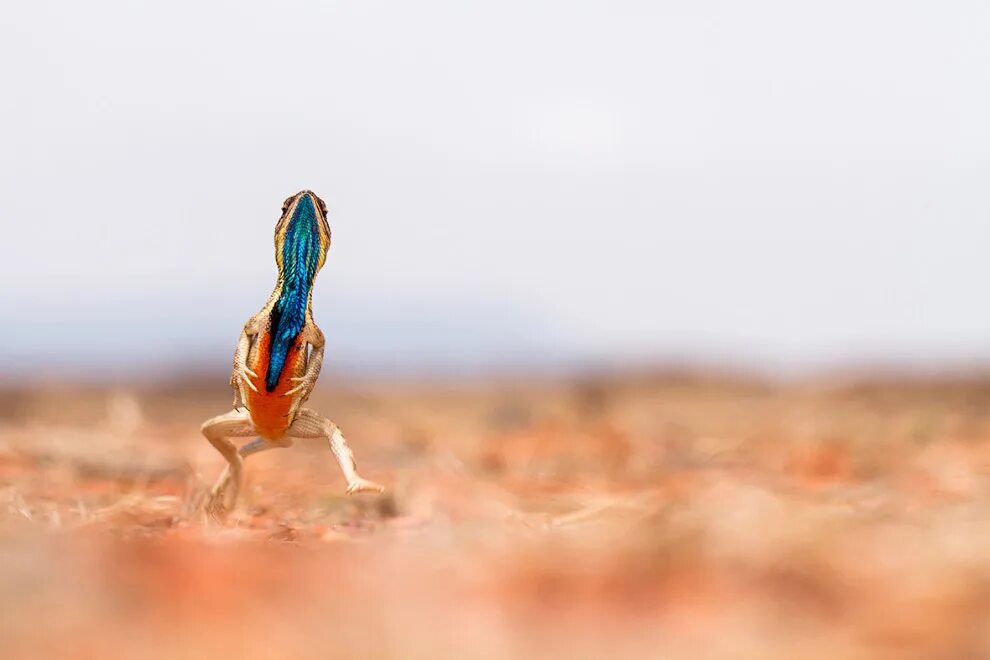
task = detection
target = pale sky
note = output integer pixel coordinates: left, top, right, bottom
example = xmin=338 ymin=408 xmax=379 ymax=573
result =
xmin=2 ymin=1 xmax=989 ymax=375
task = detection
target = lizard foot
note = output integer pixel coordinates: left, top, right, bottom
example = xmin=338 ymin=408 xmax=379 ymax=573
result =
xmin=346 ymin=477 xmax=386 ymax=495
xmin=205 ymin=471 xmax=240 ymax=520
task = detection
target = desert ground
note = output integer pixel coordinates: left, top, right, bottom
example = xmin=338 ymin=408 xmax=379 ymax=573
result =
xmin=2 ymin=371 xmax=990 ymax=659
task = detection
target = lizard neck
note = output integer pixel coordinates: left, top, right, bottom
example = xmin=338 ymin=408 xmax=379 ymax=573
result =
xmin=265 ymin=194 xmax=327 ymax=392
xmin=264 ymin=276 xmax=315 ymax=392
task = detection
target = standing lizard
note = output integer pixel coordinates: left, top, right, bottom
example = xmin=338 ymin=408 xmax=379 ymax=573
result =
xmin=201 ymin=190 xmax=384 ymax=517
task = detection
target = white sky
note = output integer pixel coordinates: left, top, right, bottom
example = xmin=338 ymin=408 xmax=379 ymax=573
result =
xmin=2 ymin=1 xmax=990 ymax=375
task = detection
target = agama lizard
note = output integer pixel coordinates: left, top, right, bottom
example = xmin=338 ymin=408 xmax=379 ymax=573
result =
xmin=201 ymin=190 xmax=384 ymax=516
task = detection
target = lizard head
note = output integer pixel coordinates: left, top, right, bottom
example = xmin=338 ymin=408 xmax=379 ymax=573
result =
xmin=273 ymin=190 xmax=332 ymax=279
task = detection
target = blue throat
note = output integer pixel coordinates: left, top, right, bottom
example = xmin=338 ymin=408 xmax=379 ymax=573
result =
xmin=266 ymin=196 xmax=322 ymax=392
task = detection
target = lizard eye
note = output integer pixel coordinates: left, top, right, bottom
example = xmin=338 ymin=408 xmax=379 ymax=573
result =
xmin=281 ymin=197 xmax=293 ymax=214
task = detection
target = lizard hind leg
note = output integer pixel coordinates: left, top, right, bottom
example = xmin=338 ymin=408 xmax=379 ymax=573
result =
xmin=201 ymin=408 xmax=262 ymax=518
xmin=286 ymin=408 xmax=385 ymax=495
xmin=207 ymin=437 xmax=290 ymax=519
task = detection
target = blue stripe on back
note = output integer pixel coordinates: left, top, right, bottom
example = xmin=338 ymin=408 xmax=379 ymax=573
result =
xmin=266 ymin=196 xmax=321 ymax=392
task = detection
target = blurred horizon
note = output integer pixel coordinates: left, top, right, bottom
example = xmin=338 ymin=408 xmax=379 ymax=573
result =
xmin=7 ymin=4 xmax=990 ymax=658
xmin=4 ymin=1 xmax=990 ymax=378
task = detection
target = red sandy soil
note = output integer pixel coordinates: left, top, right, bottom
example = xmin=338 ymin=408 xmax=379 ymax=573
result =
xmin=3 ymin=373 xmax=990 ymax=659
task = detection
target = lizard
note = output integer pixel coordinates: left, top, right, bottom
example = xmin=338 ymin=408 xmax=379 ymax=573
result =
xmin=201 ymin=190 xmax=384 ymax=517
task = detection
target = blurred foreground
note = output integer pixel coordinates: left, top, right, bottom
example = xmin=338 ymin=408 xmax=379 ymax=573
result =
xmin=2 ymin=372 xmax=990 ymax=659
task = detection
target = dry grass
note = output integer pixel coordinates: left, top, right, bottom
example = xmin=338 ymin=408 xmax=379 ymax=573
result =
xmin=3 ymin=372 xmax=990 ymax=659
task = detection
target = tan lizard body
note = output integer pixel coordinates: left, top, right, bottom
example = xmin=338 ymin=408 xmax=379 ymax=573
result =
xmin=200 ymin=190 xmax=384 ymax=517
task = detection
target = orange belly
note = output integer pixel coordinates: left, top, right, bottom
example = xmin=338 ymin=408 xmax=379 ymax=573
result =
xmin=246 ymin=334 xmax=304 ymax=440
